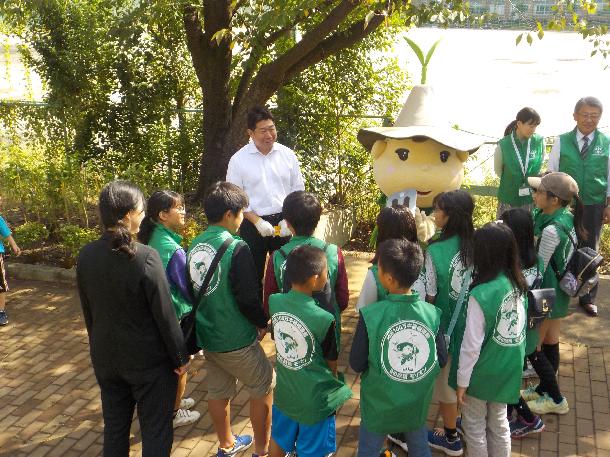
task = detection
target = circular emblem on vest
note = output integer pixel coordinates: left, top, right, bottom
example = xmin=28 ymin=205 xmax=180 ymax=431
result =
xmin=493 ymin=289 xmax=526 ymax=347
xmin=272 ymin=312 xmax=315 ymax=370
xmin=449 ymin=254 xmax=468 ymax=301
xmin=188 ymin=243 xmax=222 ymax=297
xmin=381 ymin=320 xmax=436 ymax=383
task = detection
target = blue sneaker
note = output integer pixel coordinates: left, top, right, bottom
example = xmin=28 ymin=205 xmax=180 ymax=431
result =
xmin=510 ymin=416 xmax=545 ymax=439
xmin=0 ymin=310 xmax=7 ymax=326
xmin=455 ymin=417 xmax=463 ymax=436
xmin=217 ymin=435 xmax=253 ymax=457
xmin=428 ymin=429 xmax=463 ymax=456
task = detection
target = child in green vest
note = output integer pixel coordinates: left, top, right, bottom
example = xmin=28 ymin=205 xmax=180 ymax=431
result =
xmin=425 ymin=190 xmax=475 ymax=456
xmin=495 ymin=107 xmax=544 ymax=218
xmin=455 ymin=222 xmax=528 ymax=457
xmin=138 ymin=190 xmax=200 ymax=428
xmin=268 ymin=245 xmax=352 ymax=457
xmin=523 ymin=172 xmax=585 ymax=416
xmin=350 ymin=238 xmax=446 ymax=457
xmin=355 ymin=206 xmax=425 ymax=312
xmin=499 ymin=208 xmax=547 ymax=438
xmin=187 ymin=182 xmax=274 ymax=457
xmin=263 ymin=191 xmax=349 ymax=349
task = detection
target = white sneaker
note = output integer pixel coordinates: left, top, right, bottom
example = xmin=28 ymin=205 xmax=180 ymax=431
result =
xmin=179 ymin=397 xmax=195 ymax=410
xmin=173 ymin=408 xmax=201 ymax=428
xmin=520 ymin=385 xmax=541 ymax=402
xmin=522 ymin=361 xmax=537 ymax=379
xmin=527 ymin=394 xmax=569 ymax=415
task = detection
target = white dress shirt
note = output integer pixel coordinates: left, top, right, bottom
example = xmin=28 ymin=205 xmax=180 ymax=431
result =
xmin=226 ymin=141 xmax=305 ymax=216
xmin=547 ymin=129 xmax=610 ymax=197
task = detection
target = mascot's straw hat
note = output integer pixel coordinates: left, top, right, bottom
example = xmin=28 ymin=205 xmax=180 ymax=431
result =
xmin=358 ymin=85 xmax=487 ymax=153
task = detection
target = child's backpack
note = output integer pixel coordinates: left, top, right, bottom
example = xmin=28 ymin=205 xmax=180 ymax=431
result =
xmin=276 ymin=243 xmax=335 ymax=315
xmin=526 ymin=264 xmax=555 ymax=329
xmin=550 ymin=223 xmax=603 ymax=298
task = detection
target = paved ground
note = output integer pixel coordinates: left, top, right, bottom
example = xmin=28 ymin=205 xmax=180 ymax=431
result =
xmin=0 ymin=254 xmax=609 ymax=456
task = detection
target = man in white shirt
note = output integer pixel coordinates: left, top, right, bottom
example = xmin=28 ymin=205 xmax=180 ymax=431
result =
xmin=226 ymin=106 xmax=305 ymax=289
xmin=547 ymin=96 xmax=609 ymax=317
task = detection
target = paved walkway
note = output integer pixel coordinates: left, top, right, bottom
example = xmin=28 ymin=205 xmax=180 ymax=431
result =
xmin=0 ymin=254 xmax=609 ymax=456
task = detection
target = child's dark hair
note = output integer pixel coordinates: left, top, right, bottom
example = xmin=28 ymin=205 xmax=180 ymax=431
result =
xmin=282 ymin=191 xmax=322 ymax=236
xmin=204 ymin=181 xmax=249 ymax=223
xmin=504 ymin=107 xmax=541 ymax=137
xmin=98 ymin=180 xmax=144 ymax=259
xmin=138 ymin=190 xmax=184 ymax=244
xmin=285 ymin=245 xmax=327 ymax=286
xmin=247 ymin=105 xmax=274 ymax=130
xmin=372 ymin=206 xmax=417 ymax=263
xmin=500 ymin=208 xmax=537 ymax=269
xmin=471 ymin=222 xmax=527 ymax=293
xmin=377 ymin=238 xmax=423 ymax=289
xmin=543 ymin=191 xmax=588 ymax=241
xmin=431 ymin=190 xmax=474 ymax=267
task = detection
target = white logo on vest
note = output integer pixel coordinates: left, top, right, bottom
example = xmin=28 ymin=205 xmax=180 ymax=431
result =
xmin=272 ymin=312 xmax=315 ymax=370
xmin=493 ymin=290 xmax=526 ymax=347
xmin=188 ymin=243 xmax=222 ymax=296
xmin=381 ymin=320 xmax=436 ymax=383
xmin=449 ymin=254 xmax=468 ymax=300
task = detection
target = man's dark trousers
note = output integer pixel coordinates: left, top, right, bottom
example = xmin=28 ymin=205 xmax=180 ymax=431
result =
xmin=240 ymin=213 xmax=290 ymax=291
xmin=578 ymin=203 xmax=605 ymax=307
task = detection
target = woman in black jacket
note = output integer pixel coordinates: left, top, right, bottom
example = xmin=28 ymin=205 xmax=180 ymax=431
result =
xmin=76 ymin=180 xmax=189 ymax=457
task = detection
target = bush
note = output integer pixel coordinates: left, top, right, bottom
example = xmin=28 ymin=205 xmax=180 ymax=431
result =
xmin=13 ymin=221 xmax=50 ymax=248
xmin=180 ymin=216 xmax=207 ymax=250
xmin=57 ymin=224 xmax=99 ymax=262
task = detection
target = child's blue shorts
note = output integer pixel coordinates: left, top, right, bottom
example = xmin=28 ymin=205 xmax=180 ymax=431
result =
xmin=271 ymin=405 xmax=336 ymax=457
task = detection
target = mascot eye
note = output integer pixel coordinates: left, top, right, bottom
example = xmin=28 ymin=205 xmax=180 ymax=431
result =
xmin=395 ymin=148 xmax=409 ymax=161
xmin=440 ymin=151 xmax=450 ymax=163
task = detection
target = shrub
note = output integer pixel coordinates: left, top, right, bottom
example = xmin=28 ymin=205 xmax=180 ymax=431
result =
xmin=13 ymin=221 xmax=50 ymax=248
xmin=180 ymin=216 xmax=207 ymax=250
xmin=57 ymin=224 xmax=99 ymax=261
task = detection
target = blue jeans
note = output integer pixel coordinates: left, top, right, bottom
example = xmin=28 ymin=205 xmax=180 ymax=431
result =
xmin=357 ymin=423 xmax=431 ymax=457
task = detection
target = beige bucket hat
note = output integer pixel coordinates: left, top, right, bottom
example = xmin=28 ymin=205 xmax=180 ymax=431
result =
xmin=527 ymin=172 xmax=579 ymax=201
xmin=357 ymin=85 xmax=488 ymax=152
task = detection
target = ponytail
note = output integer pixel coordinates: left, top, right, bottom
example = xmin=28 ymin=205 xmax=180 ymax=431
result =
xmin=105 ymin=223 xmax=137 ymax=259
xmin=137 ymin=190 xmax=183 ymax=245
xmin=572 ymin=195 xmax=588 ymax=241
xmin=138 ymin=216 xmax=156 ymax=245
xmin=504 ymin=120 xmax=518 ymax=137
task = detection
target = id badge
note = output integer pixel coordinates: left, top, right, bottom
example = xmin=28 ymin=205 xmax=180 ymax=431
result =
xmin=518 ymin=187 xmax=531 ymax=197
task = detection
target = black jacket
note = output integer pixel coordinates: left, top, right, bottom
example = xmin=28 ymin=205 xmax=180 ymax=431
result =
xmin=76 ymin=235 xmax=189 ymax=375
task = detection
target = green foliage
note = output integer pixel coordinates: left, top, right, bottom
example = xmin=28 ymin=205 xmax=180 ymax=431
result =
xmin=57 ymin=224 xmax=98 ymax=260
xmin=179 ymin=216 xmax=207 ymax=250
xmin=13 ymin=222 xmax=49 ymax=248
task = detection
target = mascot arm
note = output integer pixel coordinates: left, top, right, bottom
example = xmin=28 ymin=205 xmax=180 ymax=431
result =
xmin=414 ymin=209 xmax=436 ymax=242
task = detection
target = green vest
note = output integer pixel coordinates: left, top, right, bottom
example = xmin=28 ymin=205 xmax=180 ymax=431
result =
xmin=273 ymin=236 xmax=342 ymax=348
xmin=370 ymin=264 xmax=387 ymax=301
xmin=427 ymin=236 xmax=470 ymax=337
xmin=269 ymin=290 xmax=352 ymax=425
xmin=535 ymin=207 xmax=576 ymax=319
xmin=497 ymin=133 xmax=544 ymax=205
xmin=467 ymin=274 xmax=527 ymax=404
xmin=148 ymin=224 xmax=192 ymax=320
xmin=523 ymin=256 xmax=544 ymax=355
xmin=360 ymin=294 xmax=441 ymax=433
xmin=187 ymin=225 xmax=258 ymax=352
xmin=558 ymin=129 xmax=610 ymax=205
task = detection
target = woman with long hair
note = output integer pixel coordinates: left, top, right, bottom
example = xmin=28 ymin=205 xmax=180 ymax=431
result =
xmin=76 ymin=181 xmax=188 ymax=457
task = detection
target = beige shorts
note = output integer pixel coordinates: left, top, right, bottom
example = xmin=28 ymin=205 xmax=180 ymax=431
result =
xmin=204 ymin=341 xmax=275 ymax=400
xmin=433 ymin=356 xmax=457 ymax=404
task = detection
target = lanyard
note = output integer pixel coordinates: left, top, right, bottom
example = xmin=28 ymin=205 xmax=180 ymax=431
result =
xmin=510 ymin=134 xmax=530 ymax=179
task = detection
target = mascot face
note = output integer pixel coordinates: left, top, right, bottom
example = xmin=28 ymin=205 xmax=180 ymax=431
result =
xmin=371 ymin=137 xmax=469 ymax=208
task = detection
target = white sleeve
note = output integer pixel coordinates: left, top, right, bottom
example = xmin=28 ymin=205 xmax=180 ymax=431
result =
xmin=425 ymin=252 xmax=437 ymax=298
xmin=226 ymin=155 xmax=252 ymax=213
xmin=457 ymin=296 xmax=486 ymax=388
xmin=494 ymin=144 xmax=503 ymax=177
xmin=538 ymin=225 xmax=560 ymax=273
xmin=291 ymin=152 xmax=306 ymax=192
xmin=547 ymin=137 xmax=560 ymax=172
xmin=355 ymin=270 xmax=378 ymax=311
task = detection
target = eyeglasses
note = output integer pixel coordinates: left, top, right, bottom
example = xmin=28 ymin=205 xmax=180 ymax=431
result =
xmin=256 ymin=126 xmax=276 ymax=134
xmin=576 ymin=112 xmax=601 ymax=120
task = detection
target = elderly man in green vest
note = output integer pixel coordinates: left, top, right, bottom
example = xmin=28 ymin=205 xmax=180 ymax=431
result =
xmin=548 ymin=96 xmax=609 ymax=317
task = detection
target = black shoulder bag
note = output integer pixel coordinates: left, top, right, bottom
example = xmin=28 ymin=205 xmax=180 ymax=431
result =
xmin=181 ymin=238 xmax=232 ymax=355
xmin=527 ymin=263 xmax=555 ymax=329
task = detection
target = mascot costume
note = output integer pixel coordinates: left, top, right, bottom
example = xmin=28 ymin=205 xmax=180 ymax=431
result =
xmin=358 ymin=85 xmax=487 ymax=241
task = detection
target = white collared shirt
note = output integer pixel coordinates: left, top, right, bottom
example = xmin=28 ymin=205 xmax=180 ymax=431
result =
xmin=547 ymin=129 xmax=610 ymax=197
xmin=226 ymin=141 xmax=305 ymax=216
